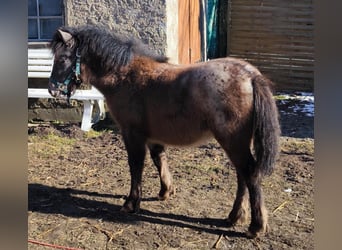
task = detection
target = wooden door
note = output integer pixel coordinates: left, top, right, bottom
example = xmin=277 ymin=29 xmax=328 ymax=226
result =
xmin=178 ymin=0 xmax=201 ymax=64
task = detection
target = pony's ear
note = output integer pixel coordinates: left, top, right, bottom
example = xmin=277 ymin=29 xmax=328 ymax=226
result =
xmin=58 ymin=29 xmax=76 ymax=48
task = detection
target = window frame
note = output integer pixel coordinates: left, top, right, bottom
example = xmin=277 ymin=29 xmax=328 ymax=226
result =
xmin=28 ymin=0 xmax=65 ymax=42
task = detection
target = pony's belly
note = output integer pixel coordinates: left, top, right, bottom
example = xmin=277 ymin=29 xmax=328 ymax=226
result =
xmin=147 ymin=126 xmax=213 ymax=146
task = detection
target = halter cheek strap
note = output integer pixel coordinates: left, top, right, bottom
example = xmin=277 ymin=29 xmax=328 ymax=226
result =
xmin=49 ymin=48 xmax=82 ymax=95
xmin=75 ymin=49 xmax=81 ymax=83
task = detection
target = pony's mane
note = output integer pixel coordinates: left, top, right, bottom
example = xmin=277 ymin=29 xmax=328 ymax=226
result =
xmin=50 ymin=25 xmax=168 ymax=75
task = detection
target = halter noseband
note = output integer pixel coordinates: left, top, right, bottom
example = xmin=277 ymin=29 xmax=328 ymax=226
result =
xmin=49 ymin=48 xmax=82 ymax=96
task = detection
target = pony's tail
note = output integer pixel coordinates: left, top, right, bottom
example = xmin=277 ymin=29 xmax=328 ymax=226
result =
xmin=252 ymin=75 xmax=281 ymax=176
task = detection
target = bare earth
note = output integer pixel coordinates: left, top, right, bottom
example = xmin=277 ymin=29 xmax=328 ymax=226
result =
xmin=28 ymin=97 xmax=314 ymax=249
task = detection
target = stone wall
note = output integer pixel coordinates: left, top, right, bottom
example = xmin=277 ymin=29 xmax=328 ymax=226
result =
xmin=65 ymin=0 xmax=171 ymax=58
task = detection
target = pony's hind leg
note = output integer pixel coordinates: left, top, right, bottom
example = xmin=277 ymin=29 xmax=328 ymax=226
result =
xmin=148 ymin=143 xmax=174 ymax=200
xmin=214 ymin=132 xmax=268 ymax=238
xmin=231 ymin=150 xmax=268 ymax=238
xmin=226 ymin=168 xmax=249 ymax=227
xmin=244 ymin=160 xmax=269 ymax=238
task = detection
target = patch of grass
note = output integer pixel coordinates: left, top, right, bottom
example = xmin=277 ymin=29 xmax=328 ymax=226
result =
xmin=29 ymin=132 xmax=76 ymax=145
xmin=51 ymin=120 xmax=65 ymax=126
xmin=281 ymin=137 xmax=314 ymax=155
xmin=83 ymin=129 xmax=106 ymax=139
xmin=29 ymin=132 xmax=77 ymax=159
xmin=274 ymin=95 xmax=289 ymax=101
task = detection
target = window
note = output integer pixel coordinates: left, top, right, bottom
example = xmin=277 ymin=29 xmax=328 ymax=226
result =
xmin=28 ymin=0 xmax=64 ymax=41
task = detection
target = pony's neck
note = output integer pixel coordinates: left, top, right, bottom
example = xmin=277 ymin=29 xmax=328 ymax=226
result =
xmin=129 ymin=56 xmax=161 ymax=74
xmin=81 ymin=56 xmax=165 ymax=91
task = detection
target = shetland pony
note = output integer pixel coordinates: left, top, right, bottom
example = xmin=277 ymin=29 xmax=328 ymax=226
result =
xmin=48 ymin=25 xmax=280 ymax=238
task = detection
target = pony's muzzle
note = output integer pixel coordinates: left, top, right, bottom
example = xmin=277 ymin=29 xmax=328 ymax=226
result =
xmin=48 ymin=81 xmax=62 ymax=98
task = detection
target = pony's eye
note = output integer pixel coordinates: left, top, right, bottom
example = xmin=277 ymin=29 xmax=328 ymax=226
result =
xmin=58 ymin=57 xmax=68 ymax=64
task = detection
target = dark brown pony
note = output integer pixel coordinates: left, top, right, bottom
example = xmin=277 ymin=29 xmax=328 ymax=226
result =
xmin=48 ymin=25 xmax=280 ymax=238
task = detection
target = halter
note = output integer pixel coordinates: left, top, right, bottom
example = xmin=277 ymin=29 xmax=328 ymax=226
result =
xmin=49 ymin=48 xmax=82 ymax=96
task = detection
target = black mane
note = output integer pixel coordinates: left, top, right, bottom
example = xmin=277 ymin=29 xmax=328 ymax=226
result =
xmin=50 ymin=25 xmax=168 ymax=76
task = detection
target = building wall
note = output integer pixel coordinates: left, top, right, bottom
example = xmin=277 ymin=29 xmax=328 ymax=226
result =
xmin=64 ymin=0 xmax=173 ymax=59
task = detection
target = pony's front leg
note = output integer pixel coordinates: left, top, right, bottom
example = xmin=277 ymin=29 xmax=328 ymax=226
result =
xmin=120 ymin=131 xmax=146 ymax=213
xmin=148 ymin=144 xmax=174 ymax=200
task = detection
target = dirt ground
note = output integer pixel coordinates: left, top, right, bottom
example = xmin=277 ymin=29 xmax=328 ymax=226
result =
xmin=28 ymin=96 xmax=314 ymax=250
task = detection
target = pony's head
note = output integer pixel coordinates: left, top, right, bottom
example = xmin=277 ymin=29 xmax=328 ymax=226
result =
xmin=48 ymin=28 xmax=81 ymax=100
xmin=48 ymin=25 xmax=169 ymax=100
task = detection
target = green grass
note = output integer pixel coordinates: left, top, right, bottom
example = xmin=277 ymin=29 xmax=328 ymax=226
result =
xmin=281 ymin=137 xmax=314 ymax=155
xmin=274 ymin=95 xmax=289 ymax=101
xmin=29 ymin=129 xmax=108 ymax=160
xmin=83 ymin=129 xmax=106 ymax=139
xmin=29 ymin=132 xmax=77 ymax=159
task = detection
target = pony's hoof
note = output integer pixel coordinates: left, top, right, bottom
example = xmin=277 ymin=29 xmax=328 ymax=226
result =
xmin=120 ymin=206 xmax=134 ymax=213
xmin=158 ymin=186 xmax=175 ymax=200
xmin=120 ymin=200 xmax=139 ymax=213
xmin=226 ymin=212 xmax=248 ymax=227
xmin=245 ymin=230 xmax=265 ymax=239
xmin=226 ymin=218 xmax=236 ymax=227
xmin=246 ymin=224 xmax=269 ymax=238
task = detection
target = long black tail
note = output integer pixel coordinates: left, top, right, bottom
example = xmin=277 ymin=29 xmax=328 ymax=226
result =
xmin=252 ymin=75 xmax=281 ymax=176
